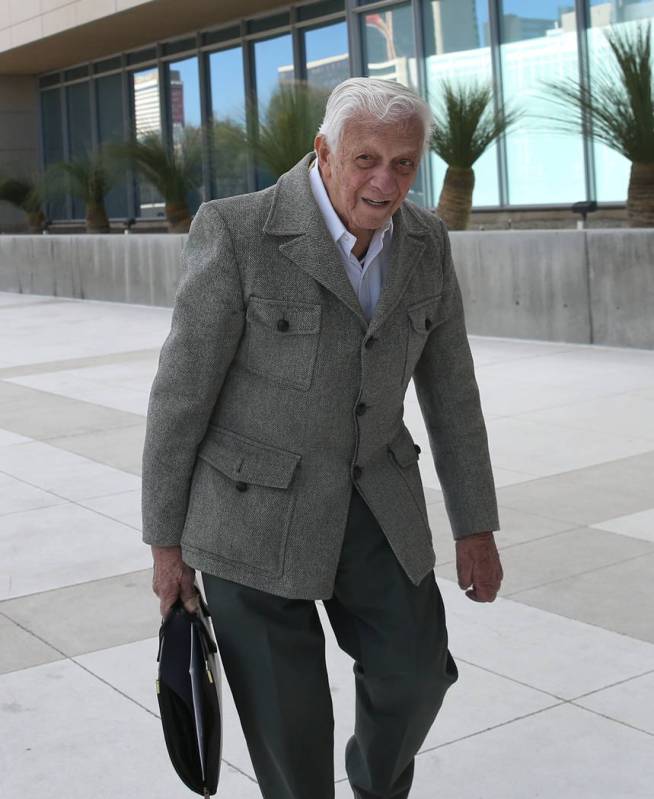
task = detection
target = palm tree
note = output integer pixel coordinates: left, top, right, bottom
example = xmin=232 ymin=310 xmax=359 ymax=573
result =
xmin=537 ymin=20 xmax=654 ymax=227
xmin=430 ymin=79 xmax=522 ymax=230
xmin=236 ymin=79 xmax=330 ymax=180
xmin=0 ymin=173 xmax=46 ymax=232
xmin=105 ymin=126 xmax=204 ymax=232
xmin=39 ymin=147 xmax=116 ymax=232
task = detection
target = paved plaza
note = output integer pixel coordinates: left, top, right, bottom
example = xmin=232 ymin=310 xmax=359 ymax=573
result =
xmin=1 ymin=290 xmax=653 ymax=798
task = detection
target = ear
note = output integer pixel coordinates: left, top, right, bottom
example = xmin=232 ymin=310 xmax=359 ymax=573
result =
xmin=314 ymin=134 xmax=333 ymax=180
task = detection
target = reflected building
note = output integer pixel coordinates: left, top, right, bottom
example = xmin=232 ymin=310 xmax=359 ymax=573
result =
xmin=2 ymin=0 xmax=654 ymax=226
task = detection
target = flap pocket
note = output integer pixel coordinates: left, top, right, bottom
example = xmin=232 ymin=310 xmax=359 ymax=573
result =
xmin=246 ymin=296 xmax=321 ymax=335
xmin=407 ymin=294 xmax=443 ymax=334
xmin=198 ymin=426 xmax=301 ymax=488
xmin=387 ymin=426 xmax=420 ymax=468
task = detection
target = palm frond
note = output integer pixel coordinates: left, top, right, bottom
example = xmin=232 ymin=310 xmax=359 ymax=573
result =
xmin=535 ymin=20 xmax=654 ymax=162
xmin=430 ymin=78 xmax=523 ymax=168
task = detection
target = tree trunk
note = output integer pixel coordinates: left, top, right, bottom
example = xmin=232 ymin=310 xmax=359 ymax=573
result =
xmin=85 ymin=201 xmax=110 ymax=233
xmin=626 ymin=162 xmax=654 ymax=227
xmin=27 ymin=209 xmax=45 ymax=233
xmin=166 ymin=201 xmax=192 ymax=233
xmin=436 ymin=166 xmax=475 ymax=231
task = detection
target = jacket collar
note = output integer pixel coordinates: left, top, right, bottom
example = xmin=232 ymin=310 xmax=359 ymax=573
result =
xmin=263 ymin=151 xmax=430 ymax=334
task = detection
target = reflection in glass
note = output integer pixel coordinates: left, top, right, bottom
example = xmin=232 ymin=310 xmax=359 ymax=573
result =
xmin=254 ymin=34 xmax=295 ymax=117
xmin=209 ymin=47 xmax=249 ymax=198
xmin=305 ymin=21 xmax=350 ymax=89
xmin=254 ymin=34 xmax=295 ymax=187
xmin=588 ymin=1 xmax=654 ymax=201
xmin=167 ymin=57 xmax=203 ymax=212
xmin=41 ymin=88 xmax=67 ymax=220
xmin=499 ymin=0 xmax=584 ymax=204
xmin=131 ymin=67 xmax=164 ymax=218
xmin=363 ymin=3 xmax=417 ymax=88
xmin=66 ymin=82 xmax=92 ymax=219
xmin=97 ymin=73 xmax=128 ymax=218
xmin=423 ymin=0 xmax=498 ymax=207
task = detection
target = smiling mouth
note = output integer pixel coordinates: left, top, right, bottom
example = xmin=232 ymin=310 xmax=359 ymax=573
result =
xmin=362 ymin=197 xmax=391 ymax=208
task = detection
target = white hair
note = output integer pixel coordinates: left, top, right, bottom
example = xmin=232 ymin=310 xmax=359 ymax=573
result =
xmin=317 ymin=77 xmax=433 ymax=153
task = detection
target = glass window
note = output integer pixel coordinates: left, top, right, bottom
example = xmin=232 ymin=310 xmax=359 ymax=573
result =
xmin=209 ymin=47 xmax=249 ymax=198
xmin=167 ymin=56 xmax=203 ymax=212
xmin=41 ymin=88 xmax=67 ymax=220
xmin=97 ymin=73 xmax=129 ymax=218
xmin=499 ymin=0 xmax=585 ymax=205
xmin=253 ymin=34 xmax=295 ymax=188
xmin=423 ymin=0 xmax=499 ymax=208
xmin=363 ymin=3 xmax=417 ymax=88
xmin=131 ymin=66 xmax=165 ymax=218
xmin=588 ymin=1 xmax=654 ymax=202
xmin=304 ymin=20 xmax=350 ymax=88
xmin=66 ymin=82 xmax=93 ymax=219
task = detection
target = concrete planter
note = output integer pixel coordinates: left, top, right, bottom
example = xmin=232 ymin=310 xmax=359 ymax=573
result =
xmin=0 ymin=229 xmax=652 ymax=349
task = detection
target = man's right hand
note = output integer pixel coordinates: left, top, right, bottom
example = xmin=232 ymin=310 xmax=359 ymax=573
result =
xmin=151 ymin=544 xmax=200 ymax=617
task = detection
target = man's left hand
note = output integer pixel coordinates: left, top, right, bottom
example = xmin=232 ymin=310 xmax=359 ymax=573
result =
xmin=455 ymin=531 xmax=503 ymax=603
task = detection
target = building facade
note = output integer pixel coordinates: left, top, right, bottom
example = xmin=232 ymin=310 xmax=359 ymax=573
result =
xmin=1 ymin=0 xmax=653 ymax=228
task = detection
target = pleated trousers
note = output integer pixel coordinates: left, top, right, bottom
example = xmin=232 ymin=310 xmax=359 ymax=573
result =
xmin=202 ymin=484 xmax=459 ymax=799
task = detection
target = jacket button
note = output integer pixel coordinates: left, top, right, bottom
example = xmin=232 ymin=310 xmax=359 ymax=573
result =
xmin=353 ymin=465 xmax=362 ymax=479
xmin=235 ymin=481 xmax=248 ymax=492
xmin=277 ymin=318 xmax=289 ymax=332
xmin=414 ymin=443 xmax=421 ymax=455
xmin=355 ymin=402 xmax=367 ymax=416
xmin=364 ymin=336 xmax=376 ymax=349
xmin=425 ymin=318 xmax=432 ymax=330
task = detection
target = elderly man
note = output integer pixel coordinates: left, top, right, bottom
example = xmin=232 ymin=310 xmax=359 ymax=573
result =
xmin=142 ymin=77 xmax=503 ymax=799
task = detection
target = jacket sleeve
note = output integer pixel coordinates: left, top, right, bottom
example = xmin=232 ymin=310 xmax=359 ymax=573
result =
xmin=412 ymin=218 xmax=500 ymax=540
xmin=141 ymin=202 xmax=245 ymax=547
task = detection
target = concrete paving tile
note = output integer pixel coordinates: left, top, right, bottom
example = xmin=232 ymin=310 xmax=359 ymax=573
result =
xmin=0 ymin=569 xmax=159 ymax=657
xmin=467 ymin=336 xmax=575 ymax=366
xmin=0 ymin=293 xmax=62 ymax=307
xmin=496 ymin=450 xmax=654 ymax=526
xmin=410 ymin=703 xmax=654 ymax=799
xmin=486 ymin=416 xmax=654 ymax=478
xmin=46 ymin=422 xmax=145 ymax=475
xmin=591 ymin=507 xmax=654 ymax=544
xmin=509 ymin=553 xmax=654 ymax=644
xmin=0 ymin=427 xmax=31 ymax=446
xmin=0 ymin=658 xmax=262 ymax=798
xmin=0 ymin=296 xmax=171 ymax=367
xmin=0 ymin=472 xmax=68 ymax=516
xmin=438 ymin=578 xmax=654 ymax=698
xmin=0 ymin=382 xmax=143 ymax=440
xmin=8 ymin=371 xmax=149 ymax=415
xmin=0 ymin=502 xmax=149 ymax=599
xmin=0 ymin=348 xmax=159 ymax=380
xmin=574 ymin=671 xmax=654 ymax=734
xmin=0 ymin=440 xmax=139 ymax=501
xmin=440 ymin=526 xmax=654 ymax=597
xmin=514 ymin=392 xmax=654 ymax=442
xmin=78 ymin=489 xmax=142 ymax=529
xmin=0 ymin=614 xmax=63 ymax=674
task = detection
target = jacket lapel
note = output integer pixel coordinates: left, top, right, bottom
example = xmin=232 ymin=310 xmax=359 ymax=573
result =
xmin=263 ymin=152 xmax=430 ymax=334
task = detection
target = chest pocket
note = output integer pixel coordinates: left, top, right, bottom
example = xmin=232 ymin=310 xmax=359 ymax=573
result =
xmin=402 ymin=294 xmax=443 ymax=386
xmin=245 ymin=296 xmax=322 ymax=391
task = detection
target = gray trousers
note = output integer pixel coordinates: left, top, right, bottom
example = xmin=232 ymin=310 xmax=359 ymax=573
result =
xmin=202 ymin=484 xmax=459 ymax=799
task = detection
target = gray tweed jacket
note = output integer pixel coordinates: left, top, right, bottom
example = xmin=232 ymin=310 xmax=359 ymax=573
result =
xmin=141 ymin=151 xmax=499 ymax=599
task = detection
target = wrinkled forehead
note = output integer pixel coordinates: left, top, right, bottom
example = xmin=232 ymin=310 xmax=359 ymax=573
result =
xmin=337 ymin=112 xmax=425 ymax=155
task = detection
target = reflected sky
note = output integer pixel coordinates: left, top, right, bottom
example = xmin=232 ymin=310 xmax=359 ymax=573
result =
xmin=169 ymin=57 xmax=201 ymax=128
xmin=500 ymin=0 xmax=574 ymax=19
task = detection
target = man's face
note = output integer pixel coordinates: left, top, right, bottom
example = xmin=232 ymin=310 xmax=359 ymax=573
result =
xmin=314 ymin=113 xmax=424 ymax=238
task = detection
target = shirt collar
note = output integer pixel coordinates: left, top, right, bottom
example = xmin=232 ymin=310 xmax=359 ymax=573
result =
xmin=308 ymin=157 xmax=393 ymax=254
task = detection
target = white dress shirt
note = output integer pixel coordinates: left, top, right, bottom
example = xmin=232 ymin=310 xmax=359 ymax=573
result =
xmin=309 ymin=158 xmax=393 ymax=322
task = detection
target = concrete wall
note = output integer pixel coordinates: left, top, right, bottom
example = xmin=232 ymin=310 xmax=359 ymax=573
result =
xmin=0 ymin=74 xmax=39 ymax=233
xmin=0 ymin=229 xmax=652 ymax=349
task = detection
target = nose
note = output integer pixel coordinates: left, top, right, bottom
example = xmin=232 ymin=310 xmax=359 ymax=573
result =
xmin=369 ymin=166 xmax=397 ymax=196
